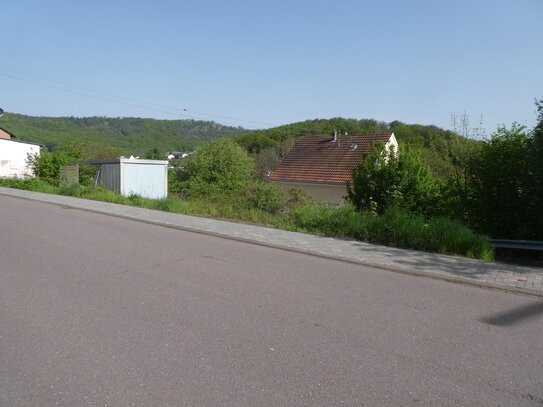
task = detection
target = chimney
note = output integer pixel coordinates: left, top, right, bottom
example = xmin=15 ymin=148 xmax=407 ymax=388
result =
xmin=332 ymin=129 xmax=338 ymax=142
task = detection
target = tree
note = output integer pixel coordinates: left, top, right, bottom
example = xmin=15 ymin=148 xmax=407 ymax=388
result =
xmin=347 ymin=144 xmax=440 ymax=218
xmin=183 ymin=138 xmax=254 ymax=197
xmin=531 ymin=98 xmax=543 ymax=236
xmin=463 ymin=123 xmax=540 ymax=239
xmin=145 ymin=146 xmax=161 ymax=160
xmin=27 ymin=142 xmax=83 ymax=182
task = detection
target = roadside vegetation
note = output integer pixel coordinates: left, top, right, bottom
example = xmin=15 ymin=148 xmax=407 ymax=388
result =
xmin=2 ymin=99 xmax=541 ymax=262
xmin=1 ymin=137 xmax=493 ymax=261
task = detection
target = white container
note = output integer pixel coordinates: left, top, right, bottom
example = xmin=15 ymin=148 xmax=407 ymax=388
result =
xmin=96 ymin=158 xmax=168 ymax=199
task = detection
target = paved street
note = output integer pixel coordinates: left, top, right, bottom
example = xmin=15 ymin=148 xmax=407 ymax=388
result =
xmin=2 ymin=187 xmax=542 ymax=297
xmin=1 ymin=194 xmax=542 ymax=406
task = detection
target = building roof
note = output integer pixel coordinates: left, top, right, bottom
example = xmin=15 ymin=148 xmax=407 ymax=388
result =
xmin=81 ymin=158 xmax=169 ymax=165
xmin=0 ymin=126 xmax=42 ymax=146
xmin=269 ymin=133 xmax=394 ymax=185
xmin=0 ymin=127 xmax=14 ymax=140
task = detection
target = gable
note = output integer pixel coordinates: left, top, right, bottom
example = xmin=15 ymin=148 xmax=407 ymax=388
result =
xmin=0 ymin=128 xmax=12 ymax=140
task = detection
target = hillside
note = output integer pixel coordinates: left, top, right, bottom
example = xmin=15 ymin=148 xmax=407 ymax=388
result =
xmin=0 ymin=113 xmax=248 ymax=155
xmin=236 ymin=117 xmax=481 ymax=178
xmin=1 ymin=113 xmax=479 ymax=178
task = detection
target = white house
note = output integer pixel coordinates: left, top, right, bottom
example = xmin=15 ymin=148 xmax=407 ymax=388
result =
xmin=0 ymin=127 xmax=41 ymax=178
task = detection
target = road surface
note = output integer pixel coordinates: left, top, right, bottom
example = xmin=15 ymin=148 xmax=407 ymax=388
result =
xmin=1 ymin=195 xmax=542 ymax=406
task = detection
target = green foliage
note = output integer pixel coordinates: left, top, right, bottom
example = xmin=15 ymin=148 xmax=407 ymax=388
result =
xmin=425 ymin=217 xmax=493 ymax=260
xmin=0 ymin=112 xmax=247 ymax=155
xmin=236 ymin=117 xmax=389 ymax=154
xmin=237 ymin=118 xmax=478 ymax=179
xmin=245 ymin=182 xmax=288 ymax=213
xmin=530 ymin=98 xmax=543 ymax=236
xmin=3 ymin=112 xmax=479 ymax=181
xmin=145 ymin=146 xmax=162 ymax=160
xmin=27 ymin=142 xmax=84 ymax=183
xmin=1 ymin=177 xmax=492 ymax=260
xmin=348 ymin=144 xmax=440 ymax=218
xmin=292 ymin=204 xmax=493 ymax=260
xmin=457 ymin=124 xmax=541 ymax=239
xmin=253 ymin=138 xmax=295 ymax=178
xmin=440 ymin=100 xmax=543 ymax=240
xmin=0 ymin=177 xmax=60 ymax=194
xmin=183 ymin=138 xmax=254 ymax=197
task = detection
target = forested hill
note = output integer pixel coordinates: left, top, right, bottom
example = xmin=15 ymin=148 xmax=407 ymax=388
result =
xmin=1 ymin=113 xmax=479 ymax=178
xmin=0 ymin=113 xmax=248 ymax=154
xmin=235 ymin=118 xmax=481 ymax=178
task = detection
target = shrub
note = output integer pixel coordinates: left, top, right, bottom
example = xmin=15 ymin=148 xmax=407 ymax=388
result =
xmin=26 ymin=143 xmax=84 ymax=184
xmin=426 ymin=217 xmax=493 ymax=260
xmin=292 ymin=203 xmax=492 ymax=260
xmin=348 ymin=144 xmax=440 ymax=218
xmin=183 ymin=138 xmax=254 ymax=198
xmin=246 ymin=182 xmax=288 ymax=213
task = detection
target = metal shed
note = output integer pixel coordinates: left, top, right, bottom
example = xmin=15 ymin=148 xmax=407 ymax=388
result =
xmin=89 ymin=158 xmax=168 ymax=199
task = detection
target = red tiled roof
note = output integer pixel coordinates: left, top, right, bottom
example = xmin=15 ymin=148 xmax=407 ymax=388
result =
xmin=269 ymin=133 xmax=393 ymax=184
xmin=0 ymin=127 xmax=13 ymax=140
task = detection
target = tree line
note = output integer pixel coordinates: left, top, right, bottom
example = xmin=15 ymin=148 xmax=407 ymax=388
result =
xmin=348 ymin=99 xmax=543 ymax=240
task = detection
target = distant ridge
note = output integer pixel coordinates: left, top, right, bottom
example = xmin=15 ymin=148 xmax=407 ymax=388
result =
xmin=0 ymin=112 xmax=249 ymax=154
xmin=0 ymin=112 xmax=481 ymax=178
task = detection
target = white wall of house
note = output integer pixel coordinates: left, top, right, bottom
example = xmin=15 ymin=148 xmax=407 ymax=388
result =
xmin=0 ymin=139 xmax=40 ymax=178
xmin=385 ymin=133 xmax=399 ymax=155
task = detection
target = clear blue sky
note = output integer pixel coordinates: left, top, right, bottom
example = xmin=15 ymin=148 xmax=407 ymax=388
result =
xmin=1 ymin=0 xmax=541 ymax=132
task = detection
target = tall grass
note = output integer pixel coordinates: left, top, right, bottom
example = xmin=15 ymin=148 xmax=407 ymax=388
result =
xmin=292 ymin=204 xmax=493 ymax=260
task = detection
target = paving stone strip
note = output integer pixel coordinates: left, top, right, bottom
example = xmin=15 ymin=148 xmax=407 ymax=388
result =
xmin=2 ymin=187 xmax=542 ymax=297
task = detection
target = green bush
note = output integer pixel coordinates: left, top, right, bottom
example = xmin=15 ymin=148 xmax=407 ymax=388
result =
xmin=378 ymin=207 xmax=427 ymax=249
xmin=348 ymin=144 xmax=441 ymax=218
xmin=292 ymin=204 xmax=493 ymax=260
xmin=426 ymin=217 xmax=493 ymax=260
xmin=246 ymin=182 xmax=288 ymax=213
xmin=183 ymin=138 xmax=254 ymax=198
xmin=26 ymin=143 xmax=84 ymax=185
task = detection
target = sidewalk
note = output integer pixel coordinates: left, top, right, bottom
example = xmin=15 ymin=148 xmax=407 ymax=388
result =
xmin=2 ymin=187 xmax=542 ymax=297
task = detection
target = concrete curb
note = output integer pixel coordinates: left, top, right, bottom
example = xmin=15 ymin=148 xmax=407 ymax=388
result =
xmin=1 ymin=187 xmax=542 ymax=298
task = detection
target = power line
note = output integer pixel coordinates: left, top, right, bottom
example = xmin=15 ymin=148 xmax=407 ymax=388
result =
xmin=0 ymin=66 xmax=389 ymax=138
xmin=0 ymin=67 xmax=277 ymax=128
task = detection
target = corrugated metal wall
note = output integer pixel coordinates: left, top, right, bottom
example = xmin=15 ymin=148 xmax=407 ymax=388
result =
xmin=121 ymin=162 xmax=167 ymax=199
xmin=98 ymin=163 xmax=121 ymax=193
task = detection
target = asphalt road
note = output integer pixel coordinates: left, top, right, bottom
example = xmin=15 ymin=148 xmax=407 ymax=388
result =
xmin=1 ymin=195 xmax=542 ymax=406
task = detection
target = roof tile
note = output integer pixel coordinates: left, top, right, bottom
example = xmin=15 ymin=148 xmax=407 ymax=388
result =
xmin=269 ymin=133 xmax=392 ymax=184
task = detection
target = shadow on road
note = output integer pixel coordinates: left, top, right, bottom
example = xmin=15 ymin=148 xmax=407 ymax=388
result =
xmin=481 ymin=302 xmax=543 ymax=326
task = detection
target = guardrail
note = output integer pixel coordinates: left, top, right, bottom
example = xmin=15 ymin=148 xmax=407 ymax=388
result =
xmin=489 ymin=239 xmax=543 ymax=251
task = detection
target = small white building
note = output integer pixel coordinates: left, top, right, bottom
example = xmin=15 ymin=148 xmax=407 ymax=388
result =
xmin=90 ymin=158 xmax=169 ymax=199
xmin=0 ymin=127 xmax=41 ymax=178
